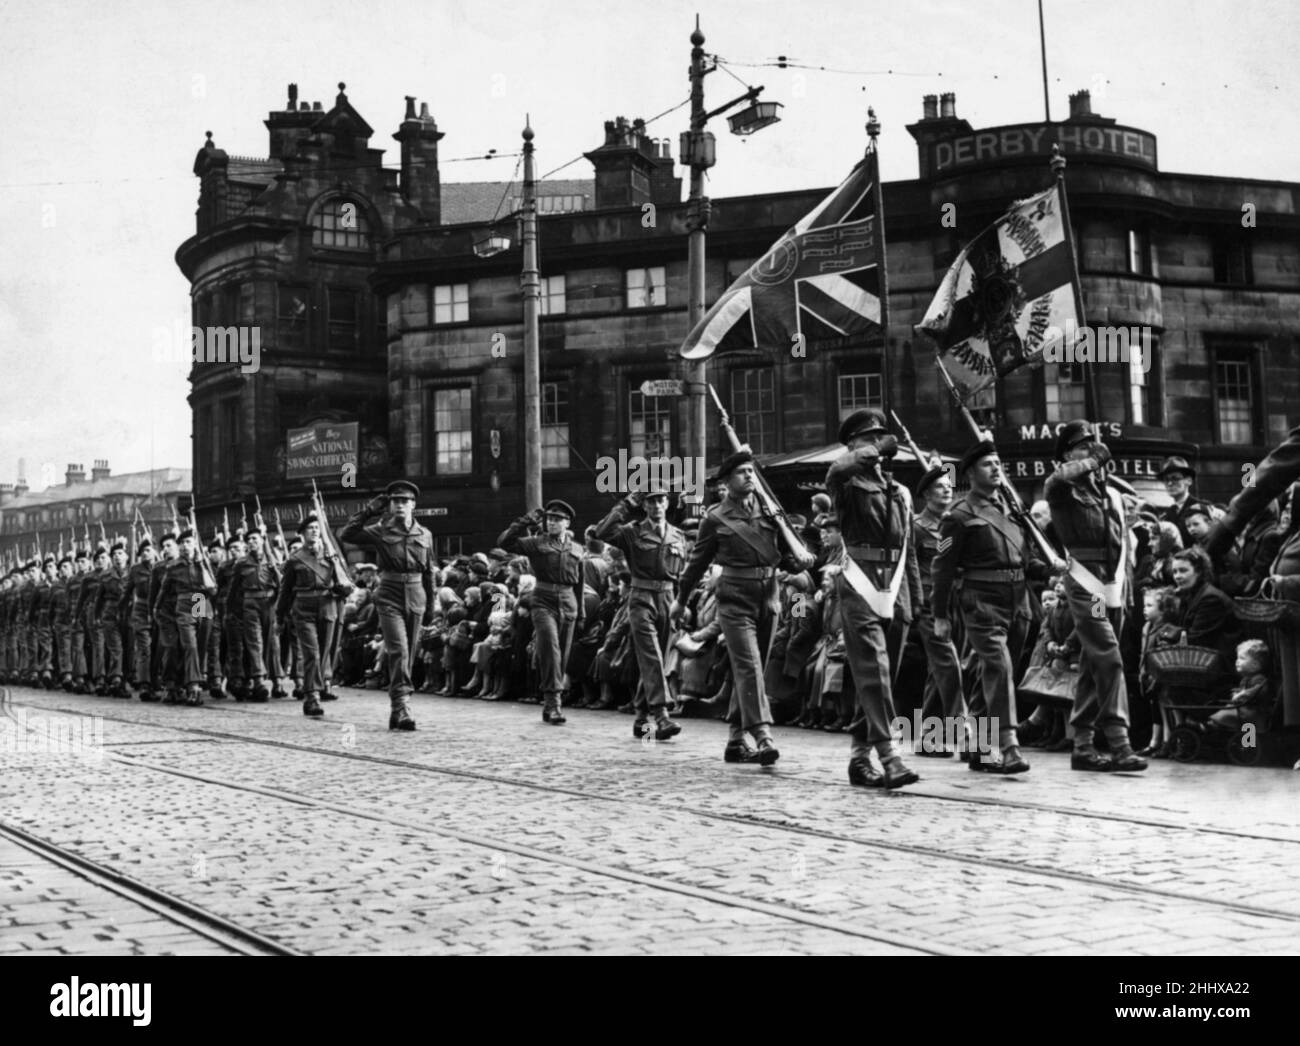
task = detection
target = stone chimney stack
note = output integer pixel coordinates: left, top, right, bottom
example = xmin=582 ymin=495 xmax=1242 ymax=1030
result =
xmin=939 ymin=92 xmax=956 ymax=119
xmin=584 ymin=116 xmax=677 ymax=209
xmin=1069 ymin=89 xmax=1092 ymax=119
xmin=922 ymin=94 xmax=939 ymax=120
xmin=91 ymin=459 xmax=110 ymax=482
xmin=393 ymin=96 xmax=445 ymax=222
xmin=66 ymin=463 xmax=85 ymax=487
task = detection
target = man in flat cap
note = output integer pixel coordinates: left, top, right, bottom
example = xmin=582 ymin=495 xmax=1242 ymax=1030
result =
xmin=825 ymin=409 xmax=923 ymax=788
xmin=594 ymin=481 xmax=687 ymax=741
xmin=340 ymin=480 xmax=437 ymax=730
xmin=1148 ymin=456 xmax=1199 ymax=547
xmin=932 ymin=440 xmax=1056 ymax=773
xmin=499 ymin=498 xmax=586 ymax=724
xmin=912 ymin=462 xmax=966 ymax=756
xmin=676 ymin=450 xmax=814 ymax=765
xmin=1046 ymin=420 xmax=1146 ymax=772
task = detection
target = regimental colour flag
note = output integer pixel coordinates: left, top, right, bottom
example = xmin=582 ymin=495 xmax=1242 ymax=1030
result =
xmin=915 ymin=184 xmax=1080 ymax=400
xmin=679 ymin=153 xmax=882 ymax=360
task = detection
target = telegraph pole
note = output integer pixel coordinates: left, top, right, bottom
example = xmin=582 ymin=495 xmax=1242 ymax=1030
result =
xmin=684 ymin=17 xmax=709 ymax=471
xmin=521 ymin=116 xmax=542 ymax=511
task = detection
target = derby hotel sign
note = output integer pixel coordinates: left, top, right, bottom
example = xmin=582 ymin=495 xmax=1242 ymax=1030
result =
xmin=930 ymin=122 xmax=1158 ymax=177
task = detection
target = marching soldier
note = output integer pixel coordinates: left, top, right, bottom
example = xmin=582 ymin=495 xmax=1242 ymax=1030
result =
xmin=158 ymin=529 xmax=216 ymax=706
xmin=276 ymin=515 xmax=344 ymax=719
xmin=76 ymin=547 xmax=109 ymax=694
xmin=67 ymin=549 xmax=90 ymax=692
xmin=498 ymin=499 xmax=586 ymax=725
xmin=51 ymin=555 xmax=74 ymax=690
xmin=931 ymin=441 xmax=1056 ymax=774
xmin=96 ymin=542 xmax=130 ymax=698
xmin=1046 ymin=420 xmax=1147 ymax=772
xmin=592 ymin=482 xmax=686 ymax=741
xmin=339 ymin=481 xmax=436 ymax=729
xmin=231 ymin=529 xmax=282 ymax=703
xmin=0 ymin=573 xmax=12 ymax=682
xmin=675 ymin=451 xmax=812 ymax=766
xmin=825 ymin=410 xmax=922 ymax=789
xmin=19 ymin=560 xmax=39 ymax=684
xmin=205 ymin=537 xmax=230 ymax=699
xmin=912 ymin=463 xmax=967 ymax=756
xmin=34 ymin=555 xmax=57 ymax=688
xmin=149 ymin=533 xmax=181 ymax=702
xmin=124 ymin=537 xmax=156 ymax=700
xmin=216 ymin=533 xmax=246 ymax=700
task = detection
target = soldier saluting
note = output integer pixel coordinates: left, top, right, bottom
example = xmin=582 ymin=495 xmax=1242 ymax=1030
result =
xmin=339 ymin=481 xmax=436 ymax=731
xmin=675 ymin=451 xmax=813 ymax=766
xmin=1047 ymin=420 xmax=1147 ymax=772
xmin=498 ymin=499 xmax=586 ymax=725
xmin=826 ymin=409 xmax=922 ymax=789
xmin=931 ymin=441 xmax=1057 ymax=774
xmin=592 ymin=482 xmax=687 ymax=742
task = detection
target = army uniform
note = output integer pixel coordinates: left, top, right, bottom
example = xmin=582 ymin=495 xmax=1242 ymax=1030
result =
xmin=214 ymin=546 xmax=245 ymax=698
xmin=124 ymin=547 xmax=155 ymax=695
xmin=76 ymin=558 xmax=107 ymax=692
xmin=825 ymin=412 xmax=923 ymax=788
xmin=339 ymin=485 xmax=435 ymax=725
xmin=149 ymin=550 xmax=181 ymax=699
xmin=17 ymin=567 xmax=38 ymax=682
xmin=230 ymin=543 xmax=282 ymax=701
xmin=498 ymin=499 xmax=585 ymax=723
xmin=50 ymin=559 xmax=74 ymax=688
xmin=931 ymin=443 xmax=1047 ymax=770
xmin=33 ymin=559 xmax=57 ymax=686
xmin=276 ymin=530 xmax=343 ymax=716
xmin=912 ymin=468 xmax=966 ymax=744
xmin=678 ymin=453 xmax=803 ymax=764
xmin=592 ymin=489 xmax=688 ymax=739
xmin=1045 ymin=423 xmax=1144 ymax=770
xmin=158 ymin=545 xmax=216 ymax=703
xmin=65 ymin=555 xmax=89 ymax=689
xmin=95 ymin=552 xmax=129 ymax=696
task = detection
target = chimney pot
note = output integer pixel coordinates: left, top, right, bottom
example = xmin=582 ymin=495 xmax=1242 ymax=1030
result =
xmin=419 ymin=102 xmax=431 ymax=120
xmin=1069 ymin=89 xmax=1092 ymax=118
xmin=313 ymin=101 xmax=323 ymax=111
xmin=404 ymin=95 xmax=416 ymax=120
xmin=939 ymin=92 xmax=956 ymax=119
xmin=288 ymin=83 xmax=298 ymax=110
xmin=299 ymin=102 xmax=310 ymax=111
xmin=922 ymin=94 xmax=938 ymax=120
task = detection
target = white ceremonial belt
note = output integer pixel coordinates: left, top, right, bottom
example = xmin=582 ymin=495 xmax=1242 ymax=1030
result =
xmin=841 ymin=534 xmax=909 ymax=619
xmin=1065 ymin=558 xmax=1124 ymax=609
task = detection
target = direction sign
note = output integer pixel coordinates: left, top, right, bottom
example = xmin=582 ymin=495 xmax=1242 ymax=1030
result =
xmin=640 ymin=379 xmax=684 ymax=397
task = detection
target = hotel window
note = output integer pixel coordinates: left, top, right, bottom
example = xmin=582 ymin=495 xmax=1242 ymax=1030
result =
xmin=278 ymin=285 xmax=309 ymax=350
xmin=626 ymin=266 xmax=666 ymax=309
xmin=539 ymin=275 xmax=566 ymax=316
xmin=1045 ymin=361 xmax=1087 ymax=424
xmin=1212 ymin=237 xmax=1252 ymax=285
xmin=431 ymin=387 xmax=473 ymax=474
xmin=541 ymin=381 xmax=571 ymax=470
xmin=312 ymin=199 xmax=370 ymax=250
xmin=1128 ymin=336 xmax=1158 ymax=426
xmin=837 ymin=371 xmax=883 ymax=421
xmin=432 ymin=283 xmax=469 ymax=324
xmin=731 ymin=368 xmax=776 ymax=456
xmin=1127 ymin=229 xmax=1151 ymax=276
xmin=327 ymin=288 xmax=358 ymax=351
xmin=629 ymin=381 xmax=674 ymax=459
xmin=1214 ymin=351 xmax=1255 ymax=445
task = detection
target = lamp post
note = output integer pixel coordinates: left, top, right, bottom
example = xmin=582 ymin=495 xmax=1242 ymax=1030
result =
xmin=521 ymin=116 xmax=542 ymax=512
xmin=681 ymin=16 xmax=782 ymax=474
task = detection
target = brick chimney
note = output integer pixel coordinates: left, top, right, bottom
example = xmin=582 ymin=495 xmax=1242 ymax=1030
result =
xmin=91 ymin=459 xmax=110 ymax=482
xmin=265 ymin=82 xmax=319 ymax=160
xmin=584 ymin=116 xmax=673 ymax=209
xmin=922 ymin=94 xmax=939 ymax=120
xmin=0 ymin=483 xmax=13 ymax=507
xmin=66 ymin=463 xmax=85 ymax=486
xmin=906 ymin=92 xmax=974 ymax=178
xmin=393 ymin=97 xmax=444 ymax=222
xmin=1065 ymin=88 xmax=1115 ymax=125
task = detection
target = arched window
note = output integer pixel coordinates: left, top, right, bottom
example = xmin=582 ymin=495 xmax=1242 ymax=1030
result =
xmin=312 ymin=198 xmax=370 ymax=250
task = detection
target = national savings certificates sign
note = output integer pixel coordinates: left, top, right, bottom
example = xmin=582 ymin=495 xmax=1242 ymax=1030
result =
xmin=285 ymin=422 xmax=359 ymax=480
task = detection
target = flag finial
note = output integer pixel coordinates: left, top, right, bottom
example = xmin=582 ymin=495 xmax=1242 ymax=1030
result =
xmin=1050 ymin=142 xmax=1067 ymax=176
xmin=866 ymin=107 xmax=880 ymax=141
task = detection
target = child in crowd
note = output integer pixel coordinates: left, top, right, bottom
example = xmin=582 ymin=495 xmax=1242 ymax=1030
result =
xmin=1137 ymin=586 xmax=1182 ymax=757
xmin=1208 ymin=638 xmax=1274 ymax=733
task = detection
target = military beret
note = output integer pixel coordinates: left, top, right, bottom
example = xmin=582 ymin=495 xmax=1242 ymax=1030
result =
xmin=42 ymin=554 xmax=56 ymax=566
xmin=1158 ymin=456 xmax=1197 ymax=479
xmin=385 ymin=480 xmax=420 ymax=500
xmin=159 ymin=532 xmax=178 ymax=545
xmin=1054 ymin=419 xmax=1095 ymax=460
xmin=177 ymin=528 xmax=194 ymax=542
xmin=297 ymin=514 xmax=320 ymax=534
xmin=958 ymin=440 xmax=999 ymax=475
xmin=207 ymin=537 xmax=225 ymax=552
xmin=136 ymin=535 xmax=153 ymax=549
xmin=109 ymin=542 xmax=125 ymax=555
xmin=712 ymin=450 xmax=755 ymax=483
xmin=915 ymin=465 xmax=949 ymax=498
xmin=74 ymin=548 xmax=89 ymax=560
xmin=91 ymin=547 xmax=109 ymax=560
xmin=838 ymin=408 xmax=888 ymax=446
xmin=544 ymin=499 xmax=576 ymax=520
xmin=58 ymin=555 xmax=73 ymax=567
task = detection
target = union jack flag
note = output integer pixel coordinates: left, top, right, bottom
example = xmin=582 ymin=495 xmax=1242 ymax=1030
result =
xmin=679 ymin=152 xmax=882 ymax=360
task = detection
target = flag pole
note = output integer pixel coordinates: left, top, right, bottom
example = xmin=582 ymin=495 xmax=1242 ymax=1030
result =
xmin=866 ymin=107 xmax=892 ymax=422
xmin=1049 ymin=143 xmax=1099 ymax=420
xmin=1038 ymin=0 xmax=1051 ymax=122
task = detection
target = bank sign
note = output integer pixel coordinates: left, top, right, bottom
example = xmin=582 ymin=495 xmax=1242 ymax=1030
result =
xmin=930 ymin=122 xmax=1157 ymax=176
xmin=285 ymin=422 xmax=359 ymax=480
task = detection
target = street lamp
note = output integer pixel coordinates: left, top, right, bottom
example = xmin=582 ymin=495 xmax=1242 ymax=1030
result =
xmin=473 ymin=231 xmax=511 ymax=258
xmin=682 ymin=16 xmax=782 ymax=482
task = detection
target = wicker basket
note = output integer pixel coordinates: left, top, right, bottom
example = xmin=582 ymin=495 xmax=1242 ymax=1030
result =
xmin=1146 ymin=644 xmax=1225 ymax=688
xmin=1233 ymin=596 xmax=1300 ymax=627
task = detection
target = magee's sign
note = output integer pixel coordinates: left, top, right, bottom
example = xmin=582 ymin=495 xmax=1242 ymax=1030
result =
xmin=285 ymin=423 xmax=359 ymax=480
xmin=929 ymin=122 xmax=1158 ymax=176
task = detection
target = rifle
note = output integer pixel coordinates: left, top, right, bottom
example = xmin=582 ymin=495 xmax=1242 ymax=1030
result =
xmin=98 ymin=520 xmax=107 ymax=550
xmin=221 ymin=507 xmax=231 ymax=543
xmin=170 ymin=501 xmax=180 ymax=538
xmin=83 ymin=522 xmax=90 ymax=555
xmin=935 ymin=360 xmax=1061 ymax=566
xmin=239 ymin=501 xmax=250 ymax=537
xmin=271 ymin=507 xmax=288 ymax=566
xmin=188 ymin=506 xmax=219 ymax=592
xmin=135 ymin=507 xmax=153 ymax=545
xmin=706 ymin=383 xmax=814 ymax=567
xmin=309 ymin=479 xmax=355 ymax=593
xmin=888 ymin=411 xmax=941 ymax=472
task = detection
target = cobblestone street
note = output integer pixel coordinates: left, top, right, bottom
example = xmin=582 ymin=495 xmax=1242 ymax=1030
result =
xmin=2 ymin=684 xmax=1298 ymax=955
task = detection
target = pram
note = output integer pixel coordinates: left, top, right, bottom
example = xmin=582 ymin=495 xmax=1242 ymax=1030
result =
xmin=1147 ymin=641 xmax=1267 ymax=766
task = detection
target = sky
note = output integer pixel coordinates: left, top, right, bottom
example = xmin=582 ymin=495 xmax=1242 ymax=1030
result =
xmin=1 ymin=0 xmax=1295 ymax=491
